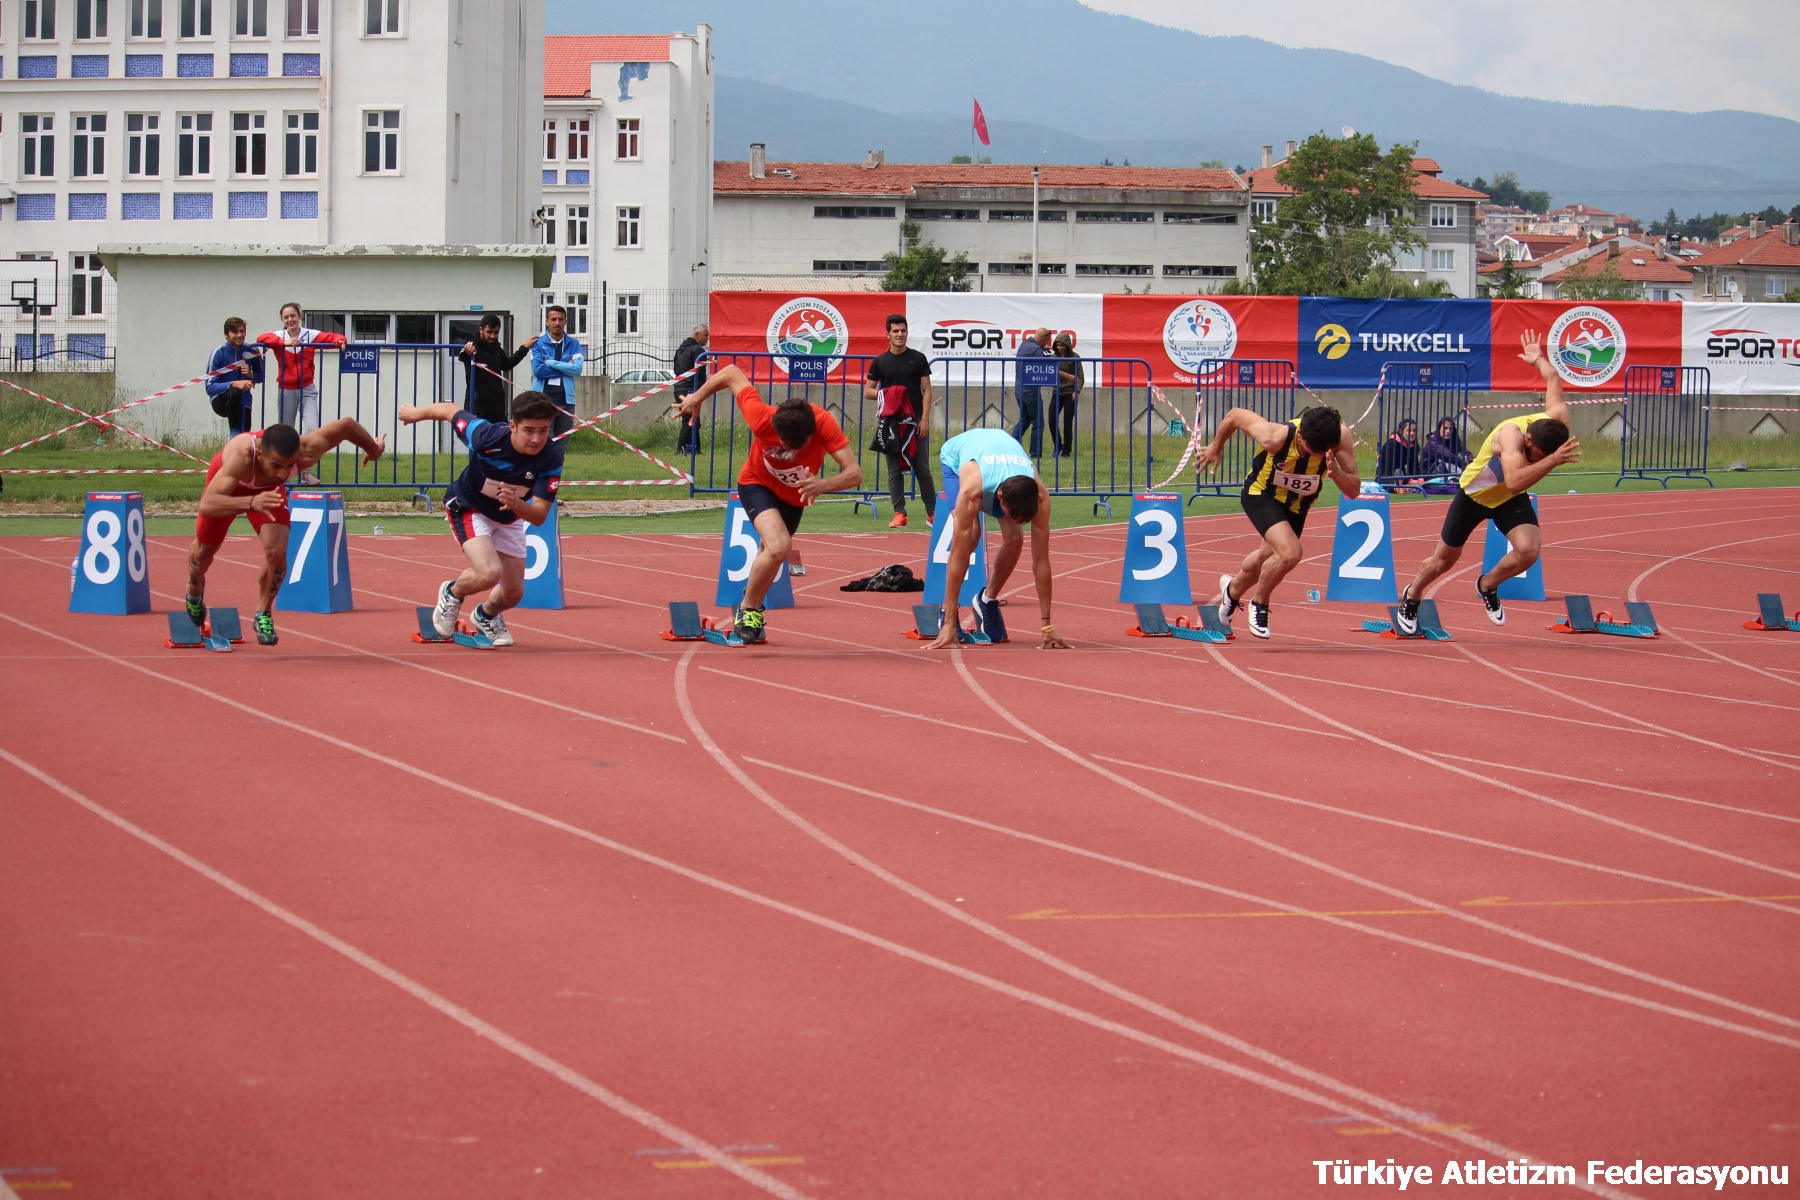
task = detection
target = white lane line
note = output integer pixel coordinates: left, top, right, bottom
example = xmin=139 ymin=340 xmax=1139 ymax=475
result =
xmin=672 ymin=654 xmax=1633 ymax=1180
xmin=1240 ymin=668 xmax=1664 ymax=738
xmin=0 ymin=746 xmax=813 ymax=1200
xmin=1426 ymin=752 xmax=1800 ymax=826
xmin=975 ymin=667 xmax=1352 ymax=740
xmin=1084 ymin=754 xmax=1800 ymax=916
xmin=1507 ymin=666 xmax=1800 ymax=713
xmin=952 ymin=652 xmax=1800 ymax=1041
xmin=696 ymin=665 xmax=1024 ymax=743
xmin=1626 ymin=532 xmax=1800 ymax=690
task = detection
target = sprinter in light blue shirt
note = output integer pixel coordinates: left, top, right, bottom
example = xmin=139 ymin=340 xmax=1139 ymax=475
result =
xmin=929 ymin=429 xmax=1070 ymax=650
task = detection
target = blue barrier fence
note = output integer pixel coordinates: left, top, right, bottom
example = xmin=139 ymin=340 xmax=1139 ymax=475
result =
xmin=1191 ymin=359 xmax=1296 ymax=499
xmin=1621 ymin=365 xmax=1712 ymax=488
xmin=1374 ymin=361 xmax=1472 ymax=489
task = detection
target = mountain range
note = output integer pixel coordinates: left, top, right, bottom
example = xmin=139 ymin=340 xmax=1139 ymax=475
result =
xmin=548 ymin=0 xmax=1800 ymax=220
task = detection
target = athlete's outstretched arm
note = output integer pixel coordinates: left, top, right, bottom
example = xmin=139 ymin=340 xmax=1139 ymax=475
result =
xmin=397 ymin=402 xmax=462 ymax=425
xmin=299 ymin=418 xmax=385 ymax=468
xmin=677 ymin=363 xmax=749 ymax=419
xmin=1194 ymin=407 xmax=1285 ymax=474
xmin=1519 ymin=331 xmax=1568 ymax=424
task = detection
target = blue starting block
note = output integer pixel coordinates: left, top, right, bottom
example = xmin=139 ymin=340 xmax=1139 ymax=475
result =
xmin=1553 ymin=595 xmax=1658 ymax=638
xmin=1746 ymin=594 xmax=1800 ymax=632
xmin=661 ymin=600 xmax=744 ymax=647
xmin=1361 ymin=598 xmax=1453 ymax=641
xmin=410 ymin=606 xmax=493 ymax=649
xmin=903 ymin=604 xmax=991 ymax=644
xmin=1127 ymin=602 xmax=1231 ymax=643
xmin=165 ymin=606 xmax=242 ymax=652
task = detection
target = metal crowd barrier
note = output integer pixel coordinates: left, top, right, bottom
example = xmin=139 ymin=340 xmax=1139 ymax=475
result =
xmin=1191 ymin=359 xmax=1297 ymax=499
xmin=1373 ymin=361 xmax=1472 ymax=488
xmin=1620 ymin=365 xmax=1712 ymax=487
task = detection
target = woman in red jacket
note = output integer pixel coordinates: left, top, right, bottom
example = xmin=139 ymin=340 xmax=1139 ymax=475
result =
xmin=257 ymin=302 xmax=346 ymax=434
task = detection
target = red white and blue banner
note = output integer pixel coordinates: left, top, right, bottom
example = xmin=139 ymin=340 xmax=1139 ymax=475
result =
xmin=710 ymin=293 xmax=1799 ymax=394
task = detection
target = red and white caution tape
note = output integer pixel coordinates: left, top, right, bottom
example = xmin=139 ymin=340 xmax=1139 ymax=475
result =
xmin=556 ymin=478 xmax=693 ymax=487
xmin=0 ymin=372 xmax=217 ymax=462
xmin=0 ymin=467 xmax=205 ymax=475
xmin=469 ymin=360 xmax=696 ymax=484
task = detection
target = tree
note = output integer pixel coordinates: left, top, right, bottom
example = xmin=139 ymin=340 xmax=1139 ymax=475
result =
xmin=1199 ymin=158 xmax=1227 ymax=169
xmin=949 ymin=154 xmax=992 ymax=165
xmin=1248 ymin=132 xmax=1428 ymax=297
xmin=1456 ymin=170 xmax=1550 ymax=212
xmin=1489 ymin=248 xmax=1529 ymax=299
xmin=1555 ymin=257 xmax=1642 ymax=301
xmin=881 ymin=218 xmax=973 ymax=292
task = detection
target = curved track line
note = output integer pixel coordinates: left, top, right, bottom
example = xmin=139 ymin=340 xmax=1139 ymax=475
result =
xmin=975 ymin=667 xmax=1351 ymax=740
xmin=1420 ymin=752 xmax=1800 ymax=826
xmin=1197 ymin=642 xmax=1800 ymax=881
xmin=954 ymin=653 xmax=1800 ymax=1040
xmin=0 ymin=747 xmax=812 ymax=1200
xmin=1625 ymin=533 xmax=1800 ymax=690
xmin=1085 ymin=755 xmax=1800 ymax=914
xmin=670 ymin=654 xmax=1638 ymax=1180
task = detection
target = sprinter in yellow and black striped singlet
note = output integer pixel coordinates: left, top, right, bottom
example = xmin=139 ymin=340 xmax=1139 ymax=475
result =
xmin=1195 ymin=404 xmax=1360 ymax=640
xmin=1395 ymin=330 xmax=1582 ymax=636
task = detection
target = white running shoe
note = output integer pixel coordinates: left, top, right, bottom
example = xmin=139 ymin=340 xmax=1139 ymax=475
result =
xmin=1248 ymin=601 xmax=1271 ymax=640
xmin=1217 ymin=573 xmax=1241 ymax=627
xmin=432 ymin=579 xmax=462 ymax=637
xmin=469 ymin=605 xmax=511 ymax=646
xmin=1395 ymin=584 xmax=1421 ymax=637
xmin=1475 ymin=575 xmax=1506 ymax=626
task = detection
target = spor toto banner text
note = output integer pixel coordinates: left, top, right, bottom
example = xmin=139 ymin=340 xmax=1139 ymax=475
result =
xmin=709 ymin=293 xmax=1799 ymax=394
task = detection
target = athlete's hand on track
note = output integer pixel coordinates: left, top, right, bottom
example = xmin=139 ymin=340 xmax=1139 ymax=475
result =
xmin=362 ymin=434 xmax=386 ymax=467
xmin=250 ymin=490 xmax=286 ymax=514
xmin=924 ymin=623 xmax=960 ymax=650
xmin=1040 ymin=628 xmax=1072 ymax=650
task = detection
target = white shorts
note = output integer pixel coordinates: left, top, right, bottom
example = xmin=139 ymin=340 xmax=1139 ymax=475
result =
xmin=448 ymin=504 xmax=528 ymax=558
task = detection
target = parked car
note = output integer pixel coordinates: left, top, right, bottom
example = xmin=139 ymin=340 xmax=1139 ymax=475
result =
xmin=612 ymin=368 xmax=676 ymax=386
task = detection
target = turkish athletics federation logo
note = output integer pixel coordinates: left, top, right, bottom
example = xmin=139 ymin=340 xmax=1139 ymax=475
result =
xmin=767 ymin=297 xmax=850 ymax=374
xmin=1314 ymin=323 xmax=1351 ymax=360
xmin=1163 ymin=300 xmax=1239 ymax=378
xmin=1548 ymin=306 xmax=1628 ymax=386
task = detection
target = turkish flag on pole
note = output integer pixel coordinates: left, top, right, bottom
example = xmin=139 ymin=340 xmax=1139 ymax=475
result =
xmin=972 ymin=97 xmax=990 ymax=146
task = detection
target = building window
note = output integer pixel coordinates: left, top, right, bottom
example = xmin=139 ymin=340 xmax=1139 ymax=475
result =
xmin=131 ymin=0 xmax=162 ymax=35
xmin=1768 ymin=276 xmax=1789 ymax=297
xmin=22 ymin=116 xmax=55 ymax=179
xmin=1037 ymin=263 xmax=1067 ymax=276
xmin=24 ymin=0 xmax=58 ymax=37
xmin=813 ymin=205 xmax=895 ymax=219
xmin=1162 ymin=211 xmax=1239 ymax=225
xmin=72 ymin=115 xmax=107 ymax=178
xmin=542 ymin=119 xmax=558 ymax=161
xmin=232 ymin=111 xmax=266 ymax=176
xmin=907 ymin=207 xmax=979 ymax=221
xmin=565 ymin=119 xmax=590 ymax=162
xmin=616 ymin=205 xmax=640 ymax=247
xmin=178 ymin=0 xmax=211 ymax=37
xmin=616 ymin=117 xmax=640 ymax=160
xmin=563 ymin=293 xmax=588 ymax=336
xmin=1076 ymin=211 xmax=1154 ymax=223
xmin=76 ymin=0 xmax=110 ymax=38
xmin=986 ymin=209 xmax=1064 ymax=223
xmin=362 ymin=109 xmax=400 ymax=174
xmin=565 ymin=204 xmax=589 ymax=248
xmin=1251 ymin=199 xmax=1277 ymax=222
xmin=1650 ymin=288 xmax=1671 ymax=302
xmin=615 ymin=293 xmax=640 ymax=336
xmin=351 ymin=313 xmax=390 ymax=342
xmin=986 ymin=262 xmax=1031 ymax=276
xmin=539 ymin=204 xmax=556 ymax=246
xmin=232 ymin=0 xmax=265 ymax=35
xmin=283 ymin=110 xmax=316 ymax=175
xmin=177 ymin=113 xmax=213 ymax=177
xmin=127 ymin=113 xmax=161 ymax=177
xmin=813 ymin=260 xmax=887 ymax=272
xmin=363 ymin=0 xmax=398 ymax=36
xmin=283 ymin=0 xmax=316 ymax=36
xmin=1163 ymin=265 xmax=1238 ymax=277
xmin=1430 ymin=204 xmax=1456 ymax=228
xmin=72 ymin=254 xmax=106 ymax=317
xmin=1075 ymin=264 xmax=1153 ymax=276
xmin=1429 ymin=248 xmax=1455 ymax=271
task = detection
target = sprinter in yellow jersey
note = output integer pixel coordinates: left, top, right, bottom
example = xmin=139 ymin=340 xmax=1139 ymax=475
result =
xmin=1197 ymin=404 xmax=1360 ymax=639
xmin=1396 ymin=331 xmax=1581 ymax=634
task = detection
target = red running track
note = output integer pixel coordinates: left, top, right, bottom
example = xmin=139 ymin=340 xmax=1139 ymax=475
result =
xmin=1 ymin=488 xmax=1797 ymax=1198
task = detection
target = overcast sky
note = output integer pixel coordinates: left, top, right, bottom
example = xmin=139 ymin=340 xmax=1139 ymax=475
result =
xmin=1081 ymin=0 xmax=1800 ymax=121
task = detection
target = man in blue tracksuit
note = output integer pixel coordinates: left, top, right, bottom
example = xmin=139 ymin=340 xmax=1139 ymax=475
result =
xmin=529 ymin=305 xmax=586 ymax=437
xmin=205 ymin=316 xmax=264 ymax=436
xmin=1010 ymin=327 xmax=1051 ymax=457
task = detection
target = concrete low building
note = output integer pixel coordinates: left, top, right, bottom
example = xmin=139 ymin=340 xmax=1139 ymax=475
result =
xmin=713 ymin=154 xmax=1250 ymax=294
xmin=100 ymin=242 xmax=551 ymax=440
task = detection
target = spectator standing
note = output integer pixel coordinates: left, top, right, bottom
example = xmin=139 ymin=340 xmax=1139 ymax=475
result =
xmin=673 ymin=323 xmax=709 ymax=453
xmin=1010 ymin=327 xmax=1052 ymax=457
xmin=257 ymin=302 xmax=346 ymax=482
xmin=458 ymin=315 xmax=534 ymax=423
xmin=530 ymin=306 xmax=586 ymax=438
xmin=864 ymin=313 xmax=937 ymax=528
xmin=1050 ymin=333 xmax=1083 ymax=458
xmin=206 ymin=317 xmax=264 ymax=437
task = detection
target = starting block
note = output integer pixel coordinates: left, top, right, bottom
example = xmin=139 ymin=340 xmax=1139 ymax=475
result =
xmin=1127 ymin=603 xmax=1231 ymax=643
xmin=1552 ymin=595 xmax=1658 ymax=638
xmin=1745 ymin=594 xmax=1800 ymax=632
xmin=165 ymin=607 xmax=242 ymax=651
xmin=903 ymin=604 xmax=992 ymax=644
xmin=410 ymin=606 xmax=493 ymax=649
xmin=661 ymin=600 xmax=744 ymax=647
xmin=1361 ymin=598 xmax=1452 ymax=641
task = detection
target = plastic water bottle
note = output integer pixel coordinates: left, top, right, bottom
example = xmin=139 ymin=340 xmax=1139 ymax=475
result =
xmin=1568 ymin=489 xmax=1578 ymax=495
xmin=1305 ymin=588 xmax=1321 ymax=603
xmin=70 ymin=556 xmax=78 ymax=594
xmin=371 ymin=523 xmax=385 ymax=535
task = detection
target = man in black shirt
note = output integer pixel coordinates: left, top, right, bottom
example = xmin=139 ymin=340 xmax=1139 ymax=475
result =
xmin=457 ymin=314 xmax=534 ymax=422
xmin=672 ymin=323 xmax=708 ymax=453
xmin=863 ymin=313 xmax=936 ymax=527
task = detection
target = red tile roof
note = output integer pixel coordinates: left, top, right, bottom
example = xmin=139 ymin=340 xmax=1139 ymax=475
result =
xmin=1243 ymin=159 xmax=1486 ymax=201
xmin=713 ymin=161 xmax=1246 ymax=196
xmin=1685 ymin=226 xmax=1800 ymax=269
xmin=546 ymin=35 xmax=672 ymax=97
xmin=1540 ymin=250 xmax=1693 ymax=285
